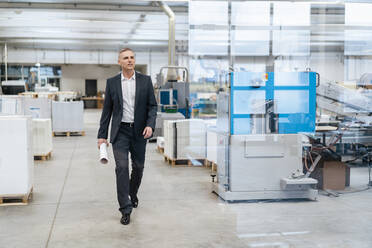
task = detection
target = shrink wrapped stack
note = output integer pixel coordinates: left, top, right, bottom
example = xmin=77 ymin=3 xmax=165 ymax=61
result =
xmin=0 ymin=115 xmax=33 ymax=196
xmin=157 ymin=136 xmax=165 ymax=149
xmin=163 ymin=119 xmax=206 ymax=160
xmin=154 ymin=112 xmax=185 ymax=137
xmin=0 ymin=95 xmax=24 ymax=115
xmin=52 ymin=101 xmax=84 ymax=132
xmin=24 ymin=97 xmax=52 ymax=119
xmin=163 ymin=120 xmax=178 ymax=159
xmin=32 ymin=118 xmax=53 ymax=156
xmin=176 ymin=119 xmax=206 ymax=159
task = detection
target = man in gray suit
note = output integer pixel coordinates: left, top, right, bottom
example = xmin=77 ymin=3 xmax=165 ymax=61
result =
xmin=97 ymin=48 xmax=157 ymax=225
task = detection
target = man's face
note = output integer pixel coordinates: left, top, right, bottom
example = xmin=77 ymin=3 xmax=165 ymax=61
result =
xmin=118 ymin=50 xmax=135 ymax=71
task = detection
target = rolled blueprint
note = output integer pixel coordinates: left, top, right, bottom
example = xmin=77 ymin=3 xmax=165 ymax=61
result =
xmin=99 ymin=143 xmax=108 ymax=164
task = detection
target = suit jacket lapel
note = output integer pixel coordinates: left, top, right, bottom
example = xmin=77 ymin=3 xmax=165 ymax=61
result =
xmin=134 ymin=71 xmax=141 ymax=114
xmin=116 ymin=73 xmax=123 ymax=108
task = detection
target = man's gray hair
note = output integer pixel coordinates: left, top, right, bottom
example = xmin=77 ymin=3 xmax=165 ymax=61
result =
xmin=119 ymin=48 xmax=135 ymax=55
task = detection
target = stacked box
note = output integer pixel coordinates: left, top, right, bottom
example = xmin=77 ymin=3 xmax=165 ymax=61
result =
xmin=52 ymin=101 xmax=84 ymax=132
xmin=176 ymin=119 xmax=206 ymax=159
xmin=24 ymin=97 xmax=52 ymax=119
xmin=0 ymin=115 xmax=33 ymax=195
xmin=32 ymin=118 xmax=53 ymax=156
xmin=154 ymin=112 xmax=185 ymax=137
xmin=157 ymin=136 xmax=165 ymax=148
xmin=163 ymin=120 xmax=178 ymax=159
xmin=0 ymin=95 xmax=24 ymax=115
xmin=206 ymin=126 xmax=218 ymax=164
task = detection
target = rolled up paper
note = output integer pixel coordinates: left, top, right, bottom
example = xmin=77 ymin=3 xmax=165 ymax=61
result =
xmin=99 ymin=143 xmax=108 ymax=164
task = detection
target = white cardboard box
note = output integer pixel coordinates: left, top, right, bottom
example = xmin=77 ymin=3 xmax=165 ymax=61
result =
xmin=0 ymin=115 xmax=33 ymax=195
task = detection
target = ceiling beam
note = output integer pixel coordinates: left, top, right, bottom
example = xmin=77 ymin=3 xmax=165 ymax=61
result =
xmin=0 ymin=2 xmax=188 ymax=13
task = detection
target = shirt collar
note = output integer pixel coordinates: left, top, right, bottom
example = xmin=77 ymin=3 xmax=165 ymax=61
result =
xmin=121 ymin=71 xmax=135 ymax=81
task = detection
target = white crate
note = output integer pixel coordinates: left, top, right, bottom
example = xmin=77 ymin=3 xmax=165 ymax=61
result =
xmin=0 ymin=115 xmax=33 ymax=195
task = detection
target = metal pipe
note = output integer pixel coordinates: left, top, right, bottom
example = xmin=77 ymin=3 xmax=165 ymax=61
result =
xmin=4 ymin=43 xmax=7 ymax=82
xmin=157 ymin=1 xmax=175 ymax=67
xmin=157 ymin=1 xmax=177 ymax=81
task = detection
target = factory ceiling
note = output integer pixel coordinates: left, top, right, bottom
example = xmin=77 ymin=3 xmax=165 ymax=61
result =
xmin=0 ymin=1 xmax=361 ymax=53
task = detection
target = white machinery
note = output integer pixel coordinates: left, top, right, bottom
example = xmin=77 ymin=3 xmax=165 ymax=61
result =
xmin=213 ymin=72 xmax=319 ymax=201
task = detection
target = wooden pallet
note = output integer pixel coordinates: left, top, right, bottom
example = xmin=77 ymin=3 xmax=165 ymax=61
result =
xmin=53 ymin=131 xmax=85 ymax=137
xmin=34 ymin=151 xmax=52 ymax=161
xmin=18 ymin=92 xmax=56 ymax=99
xmin=19 ymin=92 xmax=38 ymax=98
xmin=204 ymin=160 xmax=217 ymax=172
xmin=164 ymin=155 xmax=205 ymax=167
xmin=157 ymin=146 xmax=164 ymax=154
xmin=0 ymin=188 xmax=33 ymax=206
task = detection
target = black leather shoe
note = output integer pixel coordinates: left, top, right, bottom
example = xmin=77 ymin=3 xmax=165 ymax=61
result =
xmin=131 ymin=198 xmax=138 ymax=208
xmin=120 ymin=213 xmax=130 ymax=225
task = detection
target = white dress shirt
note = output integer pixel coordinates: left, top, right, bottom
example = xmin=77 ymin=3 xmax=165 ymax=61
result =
xmin=121 ymin=72 xmax=136 ymax=123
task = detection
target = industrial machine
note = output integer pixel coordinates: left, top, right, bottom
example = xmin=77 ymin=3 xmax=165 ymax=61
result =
xmin=156 ymin=66 xmax=190 ymax=117
xmin=315 ymin=79 xmax=372 ymax=186
xmin=1 ymin=80 xmax=26 ymax=95
xmin=153 ymin=66 xmax=190 ymax=139
xmin=213 ymin=72 xmax=319 ymax=201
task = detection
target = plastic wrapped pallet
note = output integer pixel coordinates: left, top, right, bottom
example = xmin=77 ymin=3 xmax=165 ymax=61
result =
xmin=0 ymin=95 xmax=24 ymax=115
xmin=176 ymin=119 xmax=206 ymax=160
xmin=163 ymin=120 xmax=177 ymax=159
xmin=24 ymin=97 xmax=52 ymax=119
xmin=157 ymin=136 xmax=165 ymax=149
xmin=32 ymin=118 xmax=53 ymax=156
xmin=55 ymin=91 xmax=77 ymax=102
xmin=206 ymin=126 xmax=218 ymax=164
xmin=52 ymin=101 xmax=84 ymax=132
xmin=154 ymin=112 xmax=185 ymax=137
xmin=163 ymin=119 xmax=206 ymax=160
xmin=0 ymin=115 xmax=33 ymax=196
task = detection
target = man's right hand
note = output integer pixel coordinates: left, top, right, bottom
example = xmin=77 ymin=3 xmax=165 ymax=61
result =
xmin=98 ymin=138 xmax=109 ymax=149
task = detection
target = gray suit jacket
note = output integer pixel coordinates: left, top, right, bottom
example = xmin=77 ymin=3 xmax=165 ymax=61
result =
xmin=97 ymin=72 xmax=157 ymax=143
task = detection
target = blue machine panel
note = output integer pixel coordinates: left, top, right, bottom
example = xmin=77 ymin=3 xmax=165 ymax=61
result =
xmin=230 ymin=72 xmax=316 ymax=135
xmin=160 ymin=90 xmax=170 ymax=105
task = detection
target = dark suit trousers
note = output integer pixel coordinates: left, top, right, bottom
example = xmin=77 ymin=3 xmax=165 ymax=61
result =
xmin=112 ymin=123 xmax=146 ymax=214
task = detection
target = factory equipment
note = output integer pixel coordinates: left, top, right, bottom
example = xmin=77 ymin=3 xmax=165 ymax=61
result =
xmin=315 ymin=79 xmax=372 ymax=186
xmin=156 ymin=66 xmax=190 ymax=118
xmin=1 ymin=80 xmax=26 ymax=95
xmin=213 ymin=72 xmax=318 ymax=201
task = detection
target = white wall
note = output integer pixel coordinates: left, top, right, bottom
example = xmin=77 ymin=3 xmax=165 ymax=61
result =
xmin=61 ymin=64 xmax=120 ymax=94
xmin=1 ymin=47 xmax=179 ymax=90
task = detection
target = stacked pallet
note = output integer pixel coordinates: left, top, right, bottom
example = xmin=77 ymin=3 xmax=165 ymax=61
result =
xmin=163 ymin=119 xmax=206 ymax=166
xmin=19 ymin=92 xmax=56 ymax=100
xmin=0 ymin=95 xmax=24 ymax=115
xmin=0 ymin=115 xmax=33 ymax=205
xmin=24 ymin=97 xmax=52 ymax=119
xmin=154 ymin=112 xmax=185 ymax=137
xmin=33 ymin=119 xmax=53 ymax=160
xmin=52 ymin=101 xmax=84 ymax=136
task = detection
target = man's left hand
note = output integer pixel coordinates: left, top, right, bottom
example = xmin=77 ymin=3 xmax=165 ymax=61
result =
xmin=142 ymin=126 xmax=153 ymax=139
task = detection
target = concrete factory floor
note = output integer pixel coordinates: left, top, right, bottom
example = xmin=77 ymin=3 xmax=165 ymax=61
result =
xmin=1 ymin=109 xmax=372 ymax=248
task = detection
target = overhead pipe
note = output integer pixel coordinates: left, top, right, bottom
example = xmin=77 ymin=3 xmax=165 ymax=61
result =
xmin=4 ymin=43 xmax=7 ymax=82
xmin=156 ymin=1 xmax=177 ymax=82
